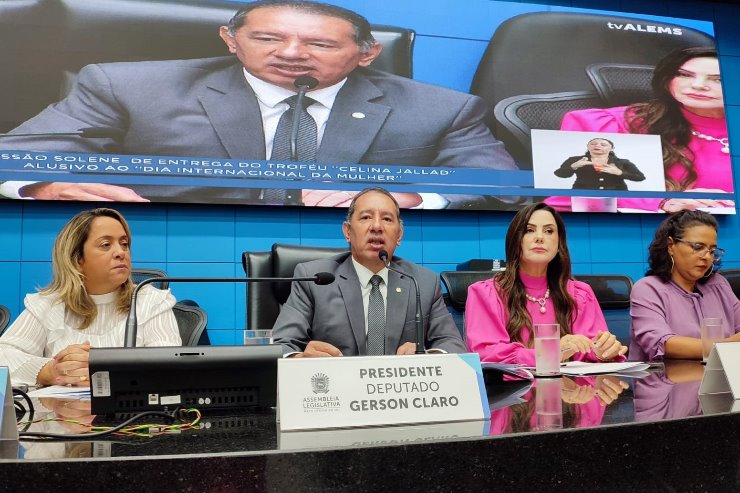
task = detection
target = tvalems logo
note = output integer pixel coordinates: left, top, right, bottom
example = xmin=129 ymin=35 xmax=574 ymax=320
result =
xmin=607 ymin=21 xmax=683 ymax=36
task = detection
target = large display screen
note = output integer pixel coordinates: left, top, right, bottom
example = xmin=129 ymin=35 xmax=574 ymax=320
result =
xmin=0 ymin=0 xmax=733 ymax=213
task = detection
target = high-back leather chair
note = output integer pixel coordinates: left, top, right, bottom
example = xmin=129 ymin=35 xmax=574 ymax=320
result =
xmin=470 ymin=12 xmax=714 ymax=166
xmin=573 ymin=274 xmax=633 ymax=345
xmin=440 ymin=271 xmax=497 ymax=339
xmin=0 ymin=0 xmax=415 ymax=132
xmin=242 ymin=243 xmax=347 ymax=331
xmin=718 ymin=269 xmax=740 ymax=300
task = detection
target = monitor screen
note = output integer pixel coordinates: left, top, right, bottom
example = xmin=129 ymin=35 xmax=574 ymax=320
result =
xmin=0 ymin=0 xmax=731 ymax=214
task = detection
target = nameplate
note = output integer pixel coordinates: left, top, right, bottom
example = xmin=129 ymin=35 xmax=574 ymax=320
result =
xmin=699 ymin=342 xmax=740 ymax=398
xmin=277 ymin=353 xmax=490 ymax=431
xmin=1 ymin=367 xmax=19 ymax=446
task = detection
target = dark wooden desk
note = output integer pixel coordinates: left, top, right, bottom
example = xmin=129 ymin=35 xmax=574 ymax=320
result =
xmin=2 ymin=361 xmax=739 ymax=492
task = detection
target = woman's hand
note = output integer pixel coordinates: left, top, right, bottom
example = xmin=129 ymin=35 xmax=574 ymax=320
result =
xmin=560 ymin=334 xmax=592 ymax=362
xmin=571 ymin=157 xmax=591 ymax=170
xmin=592 ymin=331 xmax=628 ymax=361
xmin=37 ymin=342 xmax=92 ymax=387
xmin=599 ymin=163 xmax=623 ymax=176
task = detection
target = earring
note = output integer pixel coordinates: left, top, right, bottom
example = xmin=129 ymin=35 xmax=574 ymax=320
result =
xmin=703 ymin=264 xmax=714 ymax=279
xmin=670 ymin=255 xmax=674 ymax=273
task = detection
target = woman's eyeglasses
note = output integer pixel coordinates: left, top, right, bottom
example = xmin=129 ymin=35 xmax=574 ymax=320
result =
xmin=673 ymin=238 xmax=725 ymax=260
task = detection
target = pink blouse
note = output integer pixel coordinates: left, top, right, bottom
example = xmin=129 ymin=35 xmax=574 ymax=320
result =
xmin=465 ymin=272 xmax=611 ymax=366
xmin=549 ymin=106 xmax=732 ymax=212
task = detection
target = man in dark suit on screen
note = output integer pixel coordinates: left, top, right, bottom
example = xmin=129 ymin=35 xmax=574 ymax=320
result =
xmin=273 ymin=187 xmax=466 ymax=356
xmin=0 ymin=1 xmax=516 ymax=208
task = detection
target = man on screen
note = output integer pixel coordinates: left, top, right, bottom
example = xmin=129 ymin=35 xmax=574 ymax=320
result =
xmin=0 ymin=0 xmax=516 ymax=209
xmin=272 ymin=187 xmax=466 ymax=356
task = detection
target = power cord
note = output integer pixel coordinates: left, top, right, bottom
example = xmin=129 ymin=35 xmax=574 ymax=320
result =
xmin=13 ymin=386 xmax=34 ymax=432
xmin=18 ymin=407 xmax=201 ymax=440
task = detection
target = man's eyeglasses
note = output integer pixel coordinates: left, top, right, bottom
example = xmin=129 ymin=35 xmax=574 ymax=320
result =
xmin=673 ymin=238 xmax=725 ymax=260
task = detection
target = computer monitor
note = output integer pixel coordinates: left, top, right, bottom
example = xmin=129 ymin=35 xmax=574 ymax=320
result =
xmin=89 ymin=345 xmax=282 ymax=416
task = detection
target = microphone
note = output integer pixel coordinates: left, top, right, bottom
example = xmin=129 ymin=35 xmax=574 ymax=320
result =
xmin=124 ymin=272 xmax=335 ymax=347
xmin=290 ymin=75 xmax=319 ymax=161
xmin=378 ymin=250 xmax=425 ymax=354
xmin=0 ymin=126 xmax=125 ymax=139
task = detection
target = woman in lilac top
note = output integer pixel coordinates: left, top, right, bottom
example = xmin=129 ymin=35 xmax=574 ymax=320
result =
xmin=552 ymin=47 xmax=733 ymax=213
xmin=630 ymin=210 xmax=740 ymax=361
xmin=466 ymin=203 xmax=627 ymax=366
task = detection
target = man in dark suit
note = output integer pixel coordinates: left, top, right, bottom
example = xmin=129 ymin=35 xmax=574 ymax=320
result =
xmin=273 ymin=187 xmax=466 ymax=356
xmin=0 ymin=1 xmax=516 ymax=209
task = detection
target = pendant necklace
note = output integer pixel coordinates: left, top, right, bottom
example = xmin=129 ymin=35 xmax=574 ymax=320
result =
xmin=691 ymin=130 xmax=730 ymax=154
xmin=525 ymin=288 xmax=550 ymax=314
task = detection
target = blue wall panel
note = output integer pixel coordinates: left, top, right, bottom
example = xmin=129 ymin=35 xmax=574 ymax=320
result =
xmin=1 ymin=0 xmax=739 ymax=344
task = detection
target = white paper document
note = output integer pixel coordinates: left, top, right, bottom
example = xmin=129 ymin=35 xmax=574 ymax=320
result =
xmin=559 ymin=361 xmax=650 ymax=376
xmin=27 ymin=385 xmax=90 ymax=399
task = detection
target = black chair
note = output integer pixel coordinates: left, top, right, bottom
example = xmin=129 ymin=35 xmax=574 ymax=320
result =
xmin=0 ymin=0 xmax=416 ymax=132
xmin=470 ymin=11 xmax=715 ymax=166
xmin=573 ymin=274 xmax=634 ymax=346
xmin=173 ymin=302 xmax=209 ymax=346
xmin=130 ymin=268 xmax=169 ymax=289
xmin=242 ymin=243 xmax=347 ymax=332
xmin=0 ymin=304 xmax=10 ymax=335
xmin=493 ymin=91 xmax=605 ymax=164
xmin=718 ymin=269 xmax=740 ymax=300
xmin=440 ymin=271 xmax=497 ymax=338
xmin=130 ymin=268 xmax=208 ymax=345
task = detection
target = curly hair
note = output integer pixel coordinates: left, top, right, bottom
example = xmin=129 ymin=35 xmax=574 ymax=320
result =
xmin=646 ymin=210 xmax=719 ymax=283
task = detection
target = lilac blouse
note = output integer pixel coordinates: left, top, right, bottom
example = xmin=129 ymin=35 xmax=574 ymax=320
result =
xmin=629 ymin=274 xmax=740 ymax=361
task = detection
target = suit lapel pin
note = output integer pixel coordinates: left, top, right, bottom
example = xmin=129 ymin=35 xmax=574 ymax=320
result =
xmin=395 ymin=287 xmax=402 ymax=293
xmin=351 ymin=112 xmax=366 ymax=119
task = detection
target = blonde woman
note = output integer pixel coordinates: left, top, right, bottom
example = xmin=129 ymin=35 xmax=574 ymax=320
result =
xmin=0 ymin=208 xmax=181 ymax=386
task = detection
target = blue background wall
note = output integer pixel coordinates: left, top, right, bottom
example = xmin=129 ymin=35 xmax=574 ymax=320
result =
xmin=1 ymin=0 xmax=739 ymax=345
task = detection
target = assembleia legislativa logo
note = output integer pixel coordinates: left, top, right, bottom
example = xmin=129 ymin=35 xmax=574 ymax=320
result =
xmin=311 ymin=373 xmax=330 ymax=394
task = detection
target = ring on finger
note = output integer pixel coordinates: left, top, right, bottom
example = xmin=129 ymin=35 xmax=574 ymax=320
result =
xmin=80 ymin=375 xmax=88 ymax=382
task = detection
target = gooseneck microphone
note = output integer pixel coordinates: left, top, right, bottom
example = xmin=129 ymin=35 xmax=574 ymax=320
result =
xmin=290 ymin=75 xmax=319 ymax=161
xmin=378 ymin=250 xmax=425 ymax=354
xmin=124 ymin=272 xmax=335 ymax=348
xmin=0 ymin=126 xmax=125 ymax=139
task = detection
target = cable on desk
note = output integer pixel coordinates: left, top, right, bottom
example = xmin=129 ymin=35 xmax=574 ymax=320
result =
xmin=13 ymin=387 xmax=34 ymax=431
xmin=18 ymin=407 xmax=201 ymax=440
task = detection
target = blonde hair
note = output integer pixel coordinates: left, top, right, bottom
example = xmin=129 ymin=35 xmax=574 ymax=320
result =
xmin=41 ymin=208 xmax=134 ymax=329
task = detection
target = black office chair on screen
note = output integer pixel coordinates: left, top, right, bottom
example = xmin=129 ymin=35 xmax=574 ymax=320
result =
xmin=440 ymin=271 xmax=497 ymax=339
xmin=718 ymin=269 xmax=740 ymax=300
xmin=0 ymin=0 xmax=416 ymax=132
xmin=242 ymin=243 xmax=347 ymax=332
xmin=573 ymin=274 xmax=633 ymax=346
xmin=469 ymin=11 xmax=715 ymax=166
xmin=0 ymin=304 xmax=11 ymax=335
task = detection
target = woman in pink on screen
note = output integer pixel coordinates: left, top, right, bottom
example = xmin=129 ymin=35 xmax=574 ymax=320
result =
xmin=556 ymin=47 xmax=733 ymax=212
xmin=465 ymin=202 xmax=628 ymax=366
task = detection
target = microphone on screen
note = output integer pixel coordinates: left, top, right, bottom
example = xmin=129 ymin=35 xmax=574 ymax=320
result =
xmin=289 ymin=75 xmax=319 ymax=161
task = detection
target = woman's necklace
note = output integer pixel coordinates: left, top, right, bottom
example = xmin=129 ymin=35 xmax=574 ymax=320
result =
xmin=691 ymin=130 xmax=730 ymax=154
xmin=525 ymin=288 xmax=550 ymax=314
